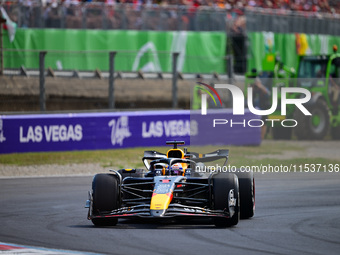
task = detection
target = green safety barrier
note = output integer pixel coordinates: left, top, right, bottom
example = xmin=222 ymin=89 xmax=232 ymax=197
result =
xmin=248 ymin=32 xmax=340 ymax=72
xmin=3 ymin=29 xmax=226 ymax=73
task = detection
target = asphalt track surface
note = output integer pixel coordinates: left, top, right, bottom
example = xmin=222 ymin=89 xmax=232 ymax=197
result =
xmin=1 ymin=172 xmax=340 ymax=255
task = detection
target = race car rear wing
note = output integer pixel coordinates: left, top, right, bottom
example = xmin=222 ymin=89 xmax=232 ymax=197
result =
xmin=142 ymin=149 xmax=229 ymax=169
xmin=188 ymin=149 xmax=229 ymax=166
xmin=143 ymin=150 xmax=167 ymax=160
xmin=143 ymin=150 xmax=167 ymax=170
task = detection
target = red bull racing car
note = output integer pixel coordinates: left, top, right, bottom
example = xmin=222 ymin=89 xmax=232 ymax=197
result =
xmin=85 ymin=141 xmax=255 ymax=227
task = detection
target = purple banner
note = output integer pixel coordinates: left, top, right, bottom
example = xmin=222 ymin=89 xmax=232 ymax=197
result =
xmin=190 ymin=109 xmax=261 ymax=146
xmin=0 ymin=110 xmax=260 ymax=154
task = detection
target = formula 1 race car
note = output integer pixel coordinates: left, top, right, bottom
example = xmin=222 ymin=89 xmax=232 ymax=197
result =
xmin=85 ymin=141 xmax=255 ymax=227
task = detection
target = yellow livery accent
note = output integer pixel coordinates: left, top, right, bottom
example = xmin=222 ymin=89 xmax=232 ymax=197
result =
xmin=150 ymin=193 xmax=172 ymax=210
xmin=167 ymin=149 xmax=184 ymax=159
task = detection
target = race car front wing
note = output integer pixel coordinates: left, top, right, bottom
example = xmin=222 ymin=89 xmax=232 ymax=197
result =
xmin=87 ymin=203 xmax=231 ymax=220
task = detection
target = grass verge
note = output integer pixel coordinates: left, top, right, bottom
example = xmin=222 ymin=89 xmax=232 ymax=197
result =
xmin=1 ymin=141 xmax=340 ymax=170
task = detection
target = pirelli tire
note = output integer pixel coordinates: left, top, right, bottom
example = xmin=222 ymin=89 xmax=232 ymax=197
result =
xmin=212 ymin=173 xmax=240 ymax=228
xmin=235 ymin=171 xmax=255 ymax=219
xmin=294 ymin=99 xmax=330 ymax=140
xmin=91 ymin=173 xmax=120 ymax=226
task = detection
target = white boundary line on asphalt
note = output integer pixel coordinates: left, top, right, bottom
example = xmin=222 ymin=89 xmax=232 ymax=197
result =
xmin=0 ymin=242 xmax=102 ymax=255
xmin=0 ymin=174 xmax=94 ymax=180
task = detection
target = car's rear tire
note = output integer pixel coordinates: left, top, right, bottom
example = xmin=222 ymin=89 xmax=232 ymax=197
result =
xmin=235 ymin=171 xmax=255 ymax=219
xmin=212 ymin=173 xmax=239 ymax=228
xmin=91 ymin=173 xmax=120 ymax=226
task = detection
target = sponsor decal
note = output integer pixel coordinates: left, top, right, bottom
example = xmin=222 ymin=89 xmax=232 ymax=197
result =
xmin=133 ymin=32 xmax=187 ymax=72
xmin=19 ymin=124 xmax=82 ymax=143
xmin=108 ymin=116 xmax=131 ymax=146
xmin=228 ymin=189 xmax=237 ymax=207
xmin=142 ymin=119 xmax=198 ymax=138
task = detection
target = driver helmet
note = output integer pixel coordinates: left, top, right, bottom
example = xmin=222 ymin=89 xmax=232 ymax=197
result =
xmin=171 ymin=163 xmax=184 ymax=175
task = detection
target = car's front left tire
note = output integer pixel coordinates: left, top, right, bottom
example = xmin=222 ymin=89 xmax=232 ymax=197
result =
xmin=212 ymin=173 xmax=240 ymax=227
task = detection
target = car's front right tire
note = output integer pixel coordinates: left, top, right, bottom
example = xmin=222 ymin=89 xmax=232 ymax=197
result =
xmin=237 ymin=171 xmax=255 ymax=219
xmin=91 ymin=173 xmax=120 ymax=226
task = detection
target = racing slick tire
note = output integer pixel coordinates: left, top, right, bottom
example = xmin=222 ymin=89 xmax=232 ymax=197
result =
xmin=212 ymin=173 xmax=240 ymax=228
xmin=91 ymin=174 xmax=120 ymax=226
xmin=235 ymin=171 xmax=255 ymax=219
xmin=294 ymin=99 xmax=330 ymax=140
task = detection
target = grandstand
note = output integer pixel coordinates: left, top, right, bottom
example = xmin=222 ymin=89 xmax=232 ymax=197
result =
xmin=2 ymin=1 xmax=340 ymax=30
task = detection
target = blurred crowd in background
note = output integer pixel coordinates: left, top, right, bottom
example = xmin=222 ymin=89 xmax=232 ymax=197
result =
xmin=0 ymin=0 xmax=339 ymax=33
xmin=1 ymin=0 xmax=340 ymax=14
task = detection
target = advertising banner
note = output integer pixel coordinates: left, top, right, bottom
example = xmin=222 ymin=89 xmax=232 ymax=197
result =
xmin=4 ymin=29 xmax=226 ymax=73
xmin=0 ymin=110 xmax=260 ymax=154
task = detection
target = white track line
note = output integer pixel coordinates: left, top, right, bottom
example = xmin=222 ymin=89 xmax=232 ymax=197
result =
xmin=0 ymin=242 xmax=101 ymax=255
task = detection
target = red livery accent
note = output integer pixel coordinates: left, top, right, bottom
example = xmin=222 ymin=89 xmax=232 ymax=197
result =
xmin=0 ymin=244 xmax=24 ymax=250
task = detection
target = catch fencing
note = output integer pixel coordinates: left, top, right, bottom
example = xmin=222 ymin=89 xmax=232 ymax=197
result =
xmin=245 ymin=8 xmax=340 ymax=36
xmin=3 ymin=2 xmax=242 ymax=33
xmin=4 ymin=2 xmax=340 ymax=35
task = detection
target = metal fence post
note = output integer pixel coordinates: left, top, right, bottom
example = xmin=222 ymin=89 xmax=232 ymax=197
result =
xmin=226 ymin=54 xmax=234 ymax=84
xmin=0 ymin=24 xmax=3 ymax=76
xmin=82 ymin=6 xmax=87 ymax=29
xmin=0 ymin=15 xmax=6 ymax=76
xmin=102 ymin=3 xmax=107 ymax=29
xmin=39 ymin=51 xmax=47 ymax=112
xmin=108 ymin=51 xmax=116 ymax=109
xmin=225 ymin=54 xmax=234 ymax=108
xmin=172 ymin=52 xmax=179 ymax=109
